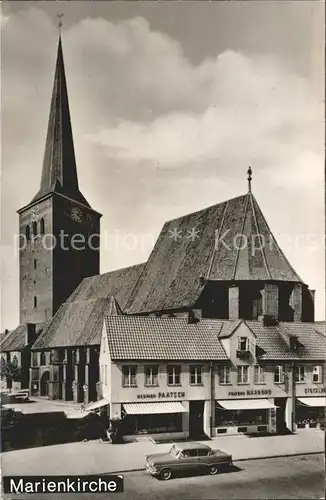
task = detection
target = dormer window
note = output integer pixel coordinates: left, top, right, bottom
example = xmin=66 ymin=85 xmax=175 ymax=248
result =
xmin=238 ymin=337 xmax=249 ymax=351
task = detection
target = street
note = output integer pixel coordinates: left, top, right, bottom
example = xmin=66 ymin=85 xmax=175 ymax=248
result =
xmin=3 ymin=454 xmax=324 ymax=499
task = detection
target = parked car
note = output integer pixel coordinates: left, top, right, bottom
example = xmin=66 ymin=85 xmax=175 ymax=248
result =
xmin=145 ymin=442 xmax=233 ymax=480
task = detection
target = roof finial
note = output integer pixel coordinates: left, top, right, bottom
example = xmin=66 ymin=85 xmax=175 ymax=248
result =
xmin=57 ymin=13 xmax=64 ymax=35
xmin=247 ymin=166 xmax=252 ymax=193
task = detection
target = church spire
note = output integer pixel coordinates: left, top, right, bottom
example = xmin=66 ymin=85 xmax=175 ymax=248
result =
xmin=247 ymin=166 xmax=252 ymax=193
xmin=31 ymin=34 xmax=90 ymax=207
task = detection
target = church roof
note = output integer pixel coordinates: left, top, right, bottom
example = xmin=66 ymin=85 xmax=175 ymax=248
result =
xmin=32 ymin=297 xmax=123 ymax=349
xmin=126 ymin=192 xmax=303 ymax=314
xmin=30 ymin=37 xmax=90 ymax=208
xmin=0 ymin=323 xmax=47 ymax=352
xmin=67 ymin=263 xmax=145 ymax=309
xmin=104 ymin=316 xmax=228 ymax=360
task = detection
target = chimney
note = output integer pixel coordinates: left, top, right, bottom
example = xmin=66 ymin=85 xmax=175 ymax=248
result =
xmin=309 ymin=289 xmax=316 ymax=303
xmin=262 ymin=284 xmax=279 ymax=323
xmin=26 ymin=323 xmax=36 ymax=345
xmin=228 ymin=286 xmax=239 ymax=320
xmin=4 ymin=329 xmax=9 ymax=336
xmin=188 ymin=309 xmax=200 ymax=324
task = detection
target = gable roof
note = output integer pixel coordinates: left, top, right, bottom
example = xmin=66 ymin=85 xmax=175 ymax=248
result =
xmin=67 ymin=263 xmax=145 ymax=309
xmin=0 ymin=323 xmax=47 ymax=352
xmin=104 ymin=316 xmax=228 ymax=361
xmin=126 ymin=193 xmax=303 ymax=314
xmin=32 ymin=297 xmax=123 ymax=349
xmin=248 ymin=321 xmax=326 ymax=361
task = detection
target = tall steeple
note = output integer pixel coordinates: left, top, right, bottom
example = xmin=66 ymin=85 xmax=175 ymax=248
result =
xmin=31 ymin=35 xmax=90 ymax=207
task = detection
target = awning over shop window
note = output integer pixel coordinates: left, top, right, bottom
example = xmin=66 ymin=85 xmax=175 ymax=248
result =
xmin=297 ymin=397 xmax=326 ymax=408
xmin=84 ymin=398 xmax=109 ymax=411
xmin=123 ymin=402 xmax=187 ymax=415
xmin=216 ymin=399 xmax=277 ymax=410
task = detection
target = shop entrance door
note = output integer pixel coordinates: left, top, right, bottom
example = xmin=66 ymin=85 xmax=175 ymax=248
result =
xmin=189 ymin=400 xmax=205 ymax=438
xmin=274 ymin=398 xmax=289 ymax=434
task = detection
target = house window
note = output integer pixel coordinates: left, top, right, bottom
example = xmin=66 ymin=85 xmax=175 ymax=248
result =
xmin=167 ymin=365 xmax=181 ymax=386
xmin=312 ymin=366 xmax=322 ymax=383
xmin=145 ymin=365 xmax=158 ymax=386
xmin=254 ymin=365 xmax=265 ymax=384
xmin=34 ymin=296 xmax=37 ymax=308
xmin=25 ymin=225 xmax=31 ymax=241
xmin=31 ymin=352 xmax=38 ymax=367
xmin=238 ymin=337 xmax=249 ymax=351
xmin=237 ymin=366 xmax=249 ymax=384
xmin=274 ymin=365 xmax=284 ymax=384
xmin=295 ymin=366 xmax=305 ymax=383
xmin=190 ymin=365 xmax=202 ymax=385
xmin=40 ymin=217 xmax=45 ymax=235
xmin=12 ymin=355 xmax=19 ymax=367
xmin=122 ymin=365 xmax=137 ymax=387
xmin=219 ymin=366 xmax=231 ymax=384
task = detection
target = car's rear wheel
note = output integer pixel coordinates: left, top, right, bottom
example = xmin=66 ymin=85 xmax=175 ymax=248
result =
xmin=209 ymin=465 xmax=218 ymax=475
xmin=160 ymin=469 xmax=172 ymax=481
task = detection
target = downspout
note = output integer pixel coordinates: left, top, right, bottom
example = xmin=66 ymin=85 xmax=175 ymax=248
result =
xmin=210 ymin=361 xmax=215 ymax=438
xmin=292 ymin=361 xmax=296 ymax=432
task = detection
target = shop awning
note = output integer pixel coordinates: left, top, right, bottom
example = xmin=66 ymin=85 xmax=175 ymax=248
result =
xmin=216 ymin=399 xmax=277 ymax=410
xmin=297 ymin=397 xmax=326 ymax=408
xmin=123 ymin=402 xmax=188 ymax=415
xmin=84 ymin=398 xmax=109 ymax=411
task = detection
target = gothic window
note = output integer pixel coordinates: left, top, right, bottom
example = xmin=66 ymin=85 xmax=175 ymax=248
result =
xmin=40 ymin=352 xmax=46 ymax=366
xmin=25 ymin=225 xmax=31 ymax=241
xmin=12 ymin=355 xmax=18 ymax=367
xmin=34 ymin=296 xmax=37 ymax=308
xmin=40 ymin=217 xmax=45 ymax=235
xmin=32 ymin=221 xmax=37 ymax=236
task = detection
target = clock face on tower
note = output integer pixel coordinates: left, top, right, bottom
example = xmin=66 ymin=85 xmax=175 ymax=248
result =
xmin=70 ymin=206 xmax=83 ymax=223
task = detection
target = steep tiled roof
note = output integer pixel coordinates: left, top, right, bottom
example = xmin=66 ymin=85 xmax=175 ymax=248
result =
xmin=0 ymin=323 xmax=47 ymax=352
xmin=126 ymin=193 xmax=303 ymax=314
xmin=32 ymin=297 xmax=122 ymax=349
xmin=248 ymin=321 xmax=326 ymax=361
xmin=104 ymin=316 xmax=228 ymax=360
xmin=67 ymin=263 xmax=145 ymax=309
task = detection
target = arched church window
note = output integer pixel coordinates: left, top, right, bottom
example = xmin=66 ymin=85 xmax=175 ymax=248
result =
xmin=40 ymin=352 xmax=46 ymax=366
xmin=12 ymin=355 xmax=18 ymax=367
xmin=32 ymin=221 xmax=37 ymax=236
xmin=34 ymin=296 xmax=37 ymax=308
xmin=25 ymin=225 xmax=31 ymax=241
xmin=40 ymin=217 xmax=45 ymax=235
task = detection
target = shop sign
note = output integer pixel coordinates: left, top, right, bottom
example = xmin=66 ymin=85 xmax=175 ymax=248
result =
xmin=137 ymin=391 xmax=186 ymax=400
xmin=228 ymin=389 xmax=272 ymax=397
xmin=304 ymin=387 xmax=325 ymax=395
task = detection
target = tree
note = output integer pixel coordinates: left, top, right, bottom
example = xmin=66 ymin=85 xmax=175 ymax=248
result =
xmin=0 ymin=358 xmax=22 ymax=382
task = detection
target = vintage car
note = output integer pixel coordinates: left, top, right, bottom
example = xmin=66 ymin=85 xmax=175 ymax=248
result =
xmin=145 ymin=442 xmax=233 ymax=480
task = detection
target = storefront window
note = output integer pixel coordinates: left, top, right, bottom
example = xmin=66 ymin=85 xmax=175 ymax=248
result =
xmin=190 ymin=365 xmax=202 ymax=385
xmin=295 ymin=366 xmax=305 ymax=383
xmin=237 ymin=365 xmax=249 ymax=384
xmin=274 ymin=365 xmax=283 ymax=383
xmin=145 ymin=365 xmax=158 ymax=386
xmin=219 ymin=366 xmax=231 ymax=384
xmin=254 ymin=365 xmax=265 ymax=384
xmin=312 ymin=366 xmax=322 ymax=383
xmin=122 ymin=365 xmax=137 ymax=387
xmin=295 ymin=402 xmax=324 ymax=427
xmin=123 ymin=413 xmax=182 ymax=435
xmin=167 ymin=365 xmax=181 ymax=385
xmin=215 ymin=407 xmax=268 ymax=427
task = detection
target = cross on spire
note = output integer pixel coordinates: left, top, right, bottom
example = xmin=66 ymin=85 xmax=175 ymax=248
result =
xmin=57 ymin=13 xmax=64 ymax=34
xmin=247 ymin=166 xmax=252 ymax=192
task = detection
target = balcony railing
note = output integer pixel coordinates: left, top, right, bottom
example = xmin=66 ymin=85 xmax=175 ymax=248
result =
xmin=236 ymin=349 xmax=251 ymax=359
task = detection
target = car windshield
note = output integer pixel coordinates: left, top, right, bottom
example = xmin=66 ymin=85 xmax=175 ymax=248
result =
xmin=170 ymin=445 xmax=179 ymax=457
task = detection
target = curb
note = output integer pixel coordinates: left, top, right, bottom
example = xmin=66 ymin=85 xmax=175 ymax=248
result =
xmin=106 ymin=450 xmax=324 ymax=475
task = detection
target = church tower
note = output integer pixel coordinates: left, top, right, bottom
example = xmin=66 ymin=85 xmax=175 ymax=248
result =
xmin=18 ymin=36 xmax=101 ymax=324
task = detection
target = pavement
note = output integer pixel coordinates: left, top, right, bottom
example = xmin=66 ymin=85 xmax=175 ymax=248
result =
xmin=2 ymin=396 xmax=82 ymax=415
xmin=1 ymin=429 xmax=324 ymax=476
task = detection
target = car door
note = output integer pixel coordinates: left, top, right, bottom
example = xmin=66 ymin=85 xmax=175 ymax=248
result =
xmin=196 ymin=448 xmax=211 ymax=470
xmin=178 ymin=449 xmax=200 ymax=473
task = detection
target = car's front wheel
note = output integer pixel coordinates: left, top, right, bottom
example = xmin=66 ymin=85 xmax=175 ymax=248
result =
xmin=160 ymin=469 xmax=172 ymax=481
xmin=209 ymin=465 xmax=218 ymax=475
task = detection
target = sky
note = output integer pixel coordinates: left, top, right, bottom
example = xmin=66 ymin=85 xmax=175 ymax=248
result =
xmin=1 ymin=1 xmax=325 ymax=329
